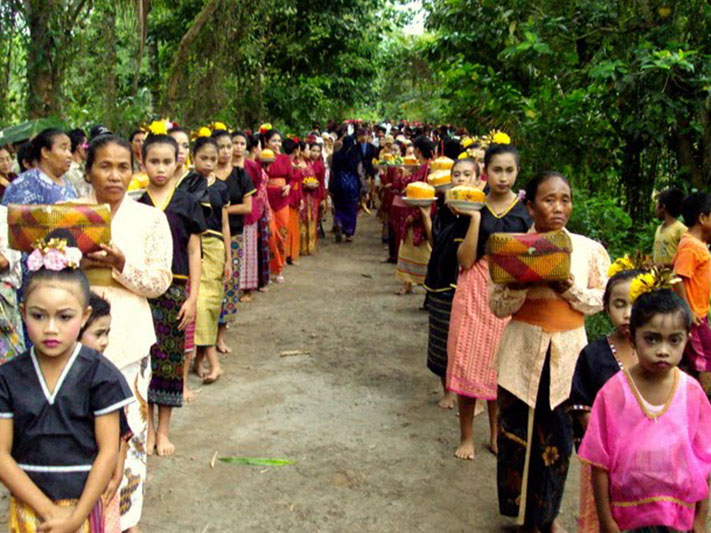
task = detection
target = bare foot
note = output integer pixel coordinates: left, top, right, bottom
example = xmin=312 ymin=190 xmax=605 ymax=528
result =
xmin=156 ymin=433 xmax=176 ymax=457
xmin=203 ymin=368 xmax=224 ymax=385
xmin=146 ymin=428 xmax=156 ymax=457
xmin=183 ymin=387 xmax=196 ymax=403
xmin=438 ymin=392 xmax=456 ymax=409
xmin=258 ymin=286 xmax=269 ymax=292
xmin=395 ymin=286 xmax=413 ymax=295
xmin=239 ymin=293 xmax=252 ymax=303
xmin=488 ymin=437 xmax=498 ymax=456
xmin=454 ymin=440 xmax=475 ymax=460
xmin=216 ymin=341 xmax=232 ymax=354
xmin=124 ymin=526 xmax=142 ymax=533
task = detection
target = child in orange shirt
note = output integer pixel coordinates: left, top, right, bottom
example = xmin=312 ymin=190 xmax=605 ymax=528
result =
xmin=673 ymin=191 xmax=711 ymax=395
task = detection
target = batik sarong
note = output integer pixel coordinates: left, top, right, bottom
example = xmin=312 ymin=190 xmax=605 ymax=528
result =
xmin=497 ymin=354 xmax=573 ymax=532
xmin=119 ymin=356 xmax=150 ymax=530
xmin=148 ymin=283 xmax=187 ymax=408
xmin=219 ymin=234 xmax=243 ymax=325
xmin=240 ymin=222 xmax=259 ymax=290
xmin=426 ymin=290 xmax=454 ymax=378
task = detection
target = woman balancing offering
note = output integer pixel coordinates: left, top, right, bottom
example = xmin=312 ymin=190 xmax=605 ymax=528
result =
xmin=490 ymin=172 xmax=610 ymax=533
xmin=445 ymin=144 xmax=532 ymax=458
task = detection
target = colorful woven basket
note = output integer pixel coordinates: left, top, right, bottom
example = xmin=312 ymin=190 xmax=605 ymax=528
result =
xmin=486 ymin=230 xmax=572 ymax=284
xmin=7 ymin=203 xmax=111 ymax=253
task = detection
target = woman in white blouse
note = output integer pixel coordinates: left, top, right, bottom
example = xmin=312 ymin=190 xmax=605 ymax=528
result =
xmin=81 ymin=135 xmax=172 ymax=533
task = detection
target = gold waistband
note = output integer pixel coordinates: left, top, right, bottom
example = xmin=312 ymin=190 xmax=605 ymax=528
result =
xmin=84 ymin=268 xmax=123 ymax=289
xmin=268 ymin=178 xmax=287 ymax=187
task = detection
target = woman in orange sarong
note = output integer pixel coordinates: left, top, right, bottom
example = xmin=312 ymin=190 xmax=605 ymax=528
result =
xmin=261 ymin=129 xmax=293 ymax=283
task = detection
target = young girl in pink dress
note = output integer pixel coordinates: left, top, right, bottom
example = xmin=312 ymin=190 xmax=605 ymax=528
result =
xmin=579 ymin=281 xmax=711 ymax=532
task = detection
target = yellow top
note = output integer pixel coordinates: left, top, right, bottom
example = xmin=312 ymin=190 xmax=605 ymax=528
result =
xmin=653 ymin=219 xmax=686 ymax=266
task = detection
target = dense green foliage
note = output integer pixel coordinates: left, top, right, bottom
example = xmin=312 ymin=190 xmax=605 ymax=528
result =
xmin=0 ymin=0 xmax=401 ymax=133
xmin=3 ymin=3 xmax=710 ymax=337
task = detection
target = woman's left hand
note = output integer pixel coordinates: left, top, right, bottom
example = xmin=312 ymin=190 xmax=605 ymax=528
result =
xmin=223 ymin=262 xmax=232 ymax=283
xmin=177 ymin=298 xmax=197 ymax=331
xmin=282 ymin=184 xmax=292 ymax=197
xmin=84 ymin=244 xmax=126 ymax=272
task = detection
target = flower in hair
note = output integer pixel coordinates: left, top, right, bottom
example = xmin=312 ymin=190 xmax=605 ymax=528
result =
xmin=148 ymin=120 xmax=168 ymax=136
xmin=489 ymin=130 xmax=511 ymax=145
xmin=259 ymin=123 xmax=272 ymax=135
xmin=27 ymin=238 xmax=82 ymax=272
xmin=212 ymin=122 xmax=228 ymax=131
xmin=629 ymin=267 xmax=680 ymax=303
xmin=608 ymin=252 xmax=653 ymax=278
xmin=197 ymin=127 xmax=212 ymax=138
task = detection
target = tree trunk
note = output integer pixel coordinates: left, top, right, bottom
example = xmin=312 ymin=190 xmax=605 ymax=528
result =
xmin=164 ymin=0 xmax=220 ymax=115
xmin=25 ymin=0 xmax=59 ymax=117
xmin=621 ymin=135 xmax=645 ymax=219
xmin=674 ymin=127 xmax=703 ymax=189
xmin=102 ymin=4 xmax=118 ymax=130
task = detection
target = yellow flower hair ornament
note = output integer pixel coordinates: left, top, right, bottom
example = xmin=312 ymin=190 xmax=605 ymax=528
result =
xmin=607 ymin=251 xmax=653 ymax=278
xmin=489 ymin=130 xmax=511 ymax=145
xmin=629 ymin=267 xmax=680 ymax=303
xmin=211 ymin=122 xmax=228 ymax=132
xmin=195 ymin=127 xmax=212 ymax=139
xmin=147 ymin=120 xmax=169 ymax=136
xmin=259 ymin=123 xmax=273 ymax=135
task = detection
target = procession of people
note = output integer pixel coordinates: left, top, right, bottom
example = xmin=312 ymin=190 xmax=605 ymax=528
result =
xmin=0 ymin=117 xmax=709 ymax=533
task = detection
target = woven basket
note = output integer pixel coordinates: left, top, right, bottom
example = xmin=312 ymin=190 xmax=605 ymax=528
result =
xmin=486 ymin=230 xmax=572 ymax=284
xmin=7 ymin=203 xmax=111 ymax=253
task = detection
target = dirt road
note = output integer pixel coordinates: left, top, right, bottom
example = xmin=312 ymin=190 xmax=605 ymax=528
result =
xmin=140 ymin=213 xmax=580 ymax=532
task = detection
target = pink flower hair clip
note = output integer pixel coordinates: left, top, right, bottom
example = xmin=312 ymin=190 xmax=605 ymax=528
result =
xmin=27 ymin=238 xmax=83 ymax=272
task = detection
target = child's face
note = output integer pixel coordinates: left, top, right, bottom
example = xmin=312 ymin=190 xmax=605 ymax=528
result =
xmin=216 ymin=137 xmax=233 ymax=165
xmin=22 ymin=282 xmax=90 ymax=360
xmin=170 ymin=132 xmax=190 ymax=166
xmin=194 ymin=145 xmax=218 ymax=177
xmin=80 ymin=315 xmax=111 ymax=354
xmin=606 ymin=279 xmax=633 ymax=338
xmin=633 ymin=312 xmax=687 ymax=376
xmin=699 ymin=212 xmax=711 ymax=243
xmin=654 ymin=201 xmax=666 ymax=220
xmin=144 ymin=144 xmax=178 ymax=187
xmin=485 ymin=153 xmax=518 ymax=196
xmin=451 ymin=162 xmax=477 ymax=187
xmin=232 ymin=136 xmax=247 ymax=159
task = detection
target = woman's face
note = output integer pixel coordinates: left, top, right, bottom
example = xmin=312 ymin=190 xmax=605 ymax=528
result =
xmin=267 ymin=134 xmax=282 ymax=154
xmin=301 ymin=145 xmax=310 ymax=160
xmin=87 ymin=142 xmax=132 ymax=206
xmin=43 ymin=134 xmax=73 ymax=178
xmin=216 ymin=136 xmax=233 ymax=165
xmin=170 ymin=131 xmax=190 ymax=166
xmin=131 ymin=133 xmax=145 ymax=159
xmin=0 ymin=148 xmax=13 ymax=176
xmin=404 ymin=144 xmax=414 ymax=157
xmin=485 ymin=153 xmax=518 ymax=196
xmin=232 ymin=135 xmax=247 ymax=160
xmin=450 ymin=161 xmax=477 ymax=187
xmin=527 ymin=176 xmax=573 ymax=232
xmin=194 ymin=144 xmax=218 ymax=177
xmin=310 ymin=145 xmax=322 ymax=161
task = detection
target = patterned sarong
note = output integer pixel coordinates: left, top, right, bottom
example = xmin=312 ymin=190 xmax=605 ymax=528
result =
xmin=10 ymin=497 xmax=105 ymax=532
xmin=219 ymin=234 xmax=243 ymax=325
xmin=148 ymin=283 xmax=187 ymax=407
xmin=240 ymin=222 xmax=259 ymax=290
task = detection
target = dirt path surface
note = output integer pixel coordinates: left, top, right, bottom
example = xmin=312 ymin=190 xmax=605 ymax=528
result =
xmin=140 ymin=213 xmax=580 ymax=532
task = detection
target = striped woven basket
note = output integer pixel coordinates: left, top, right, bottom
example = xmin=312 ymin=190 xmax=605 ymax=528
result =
xmin=486 ymin=230 xmax=572 ymax=284
xmin=7 ymin=203 xmax=111 ymax=253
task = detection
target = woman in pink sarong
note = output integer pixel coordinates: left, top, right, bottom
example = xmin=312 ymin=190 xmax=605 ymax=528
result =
xmin=446 ymin=144 xmax=531 ymax=460
xmin=580 ymin=288 xmax=711 ymax=532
